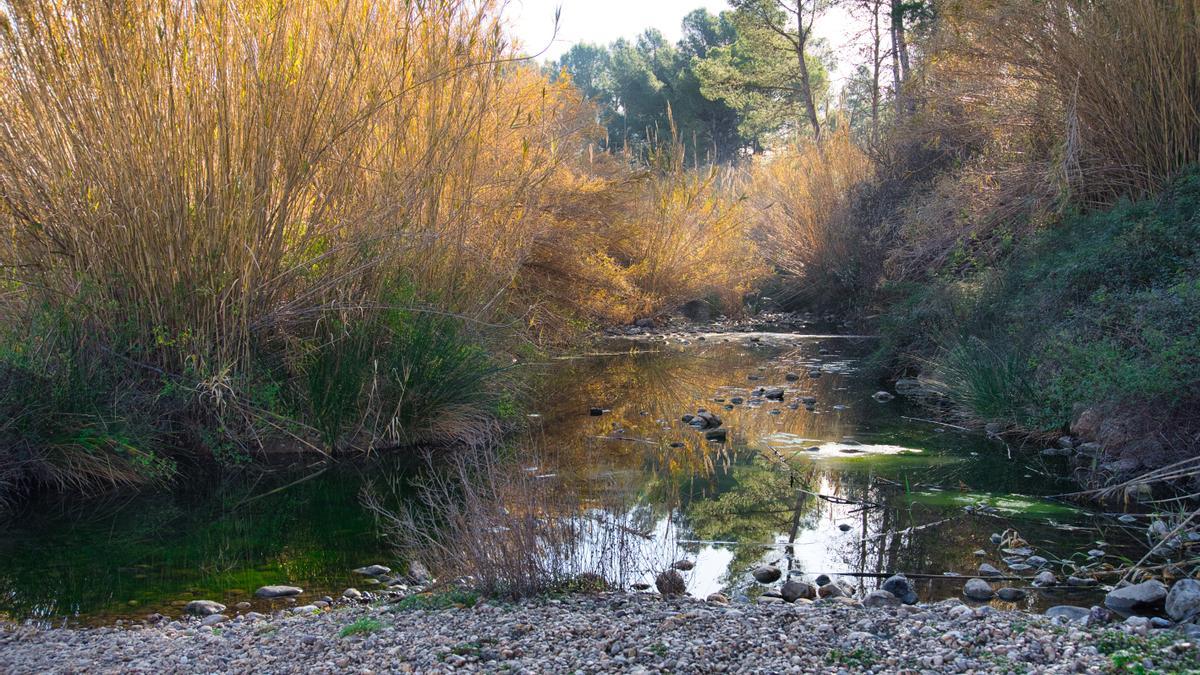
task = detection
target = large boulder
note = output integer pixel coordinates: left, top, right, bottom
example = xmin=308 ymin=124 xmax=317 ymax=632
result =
xmin=1104 ymin=580 xmax=1167 ymax=615
xmin=780 ymin=580 xmax=816 ymax=603
xmin=881 ymin=575 xmax=918 ymax=605
xmin=963 ymin=578 xmax=994 ymax=601
xmin=1166 ymin=579 xmax=1200 ymax=622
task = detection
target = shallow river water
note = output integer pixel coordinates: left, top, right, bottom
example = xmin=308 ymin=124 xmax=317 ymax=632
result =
xmin=0 ymin=323 xmax=1142 ymax=625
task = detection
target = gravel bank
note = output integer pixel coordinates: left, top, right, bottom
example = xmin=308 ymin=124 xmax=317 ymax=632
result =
xmin=0 ymin=592 xmax=1193 ymax=673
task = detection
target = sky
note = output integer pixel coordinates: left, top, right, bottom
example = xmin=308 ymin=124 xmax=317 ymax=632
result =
xmin=504 ymin=0 xmax=863 ymax=87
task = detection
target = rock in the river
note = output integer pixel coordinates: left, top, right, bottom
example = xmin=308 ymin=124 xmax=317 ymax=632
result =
xmin=752 ymin=566 xmax=782 ymax=584
xmin=1034 ymin=571 xmax=1058 ymax=587
xmin=655 ymin=570 xmax=686 ymax=596
xmin=184 ymin=600 xmax=226 ymax=617
xmin=704 ymin=428 xmax=728 ymax=442
xmin=1104 ymin=580 xmax=1167 ymax=615
xmin=963 ymin=578 xmax=994 ymax=601
xmin=815 ymin=574 xmax=832 ymax=587
xmin=881 ymin=575 xmax=918 ymax=605
xmin=1046 ymin=606 xmax=1090 ymax=623
xmin=1025 ymin=555 xmax=1048 ymax=567
xmin=255 ymin=585 xmax=303 ymax=599
xmin=978 ymin=564 xmax=1002 ymax=577
xmin=763 ymin=388 xmax=785 ymax=400
xmin=672 ymin=560 xmax=695 ymax=571
xmin=838 ymin=523 xmax=852 ymax=532
xmin=1066 ymin=576 xmax=1097 ymax=587
xmin=343 ymin=588 xmax=363 ymax=601
xmin=785 ymin=373 xmax=800 ymax=381
xmin=997 ymin=588 xmax=1027 ymax=602
xmin=990 ymin=533 xmax=1003 ymax=545
xmin=200 ymin=614 xmax=227 ymax=627
xmin=973 ymin=549 xmax=987 ymax=557
xmin=1166 ymin=579 xmax=1200 ymax=622
xmin=808 ymin=370 xmax=822 ymax=379
xmin=354 ymin=565 xmax=392 ymax=577
xmin=589 ymin=407 xmax=604 ymax=416
xmin=781 ymin=581 xmax=816 ymax=603
xmin=863 ymin=590 xmax=900 ymax=608
xmin=872 ymin=391 xmax=895 ymax=402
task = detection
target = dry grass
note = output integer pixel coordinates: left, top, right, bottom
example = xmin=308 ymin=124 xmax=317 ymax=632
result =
xmin=745 ymin=131 xmax=875 ymax=308
xmin=0 ymin=0 xmax=764 ymax=504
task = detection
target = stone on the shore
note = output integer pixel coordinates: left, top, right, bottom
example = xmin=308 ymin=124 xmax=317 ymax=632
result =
xmin=184 ymin=600 xmax=226 ymax=617
xmin=752 ymin=565 xmax=782 ymax=584
xmin=963 ymin=578 xmax=994 ymax=601
xmin=200 ymin=614 xmax=227 ymax=627
xmin=354 ymin=565 xmax=392 ymax=577
xmin=882 ymin=575 xmax=918 ymax=605
xmin=1104 ymin=580 xmax=1167 ymax=614
xmin=817 ymin=583 xmax=844 ymax=599
xmin=255 ymin=585 xmax=303 ymax=599
xmin=1166 ymin=579 xmax=1200 ymax=622
xmin=655 ymin=570 xmax=686 ymax=596
xmin=343 ymin=588 xmax=363 ymax=601
xmin=1045 ymin=605 xmax=1090 ymax=623
xmin=706 ymin=592 xmax=729 ymax=604
xmin=780 ymin=581 xmax=816 ymax=603
xmin=862 ymin=590 xmax=899 ymax=608
xmin=814 ymin=574 xmax=832 ymax=587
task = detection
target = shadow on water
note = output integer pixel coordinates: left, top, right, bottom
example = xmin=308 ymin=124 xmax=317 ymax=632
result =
xmin=0 ymin=327 xmax=1135 ymax=623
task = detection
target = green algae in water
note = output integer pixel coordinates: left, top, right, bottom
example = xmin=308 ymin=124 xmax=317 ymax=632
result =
xmin=904 ymin=490 xmax=1088 ymax=519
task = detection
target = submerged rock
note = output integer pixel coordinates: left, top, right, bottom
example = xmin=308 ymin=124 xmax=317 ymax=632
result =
xmin=704 ymin=428 xmax=728 ymax=442
xmin=978 ymin=564 xmax=1002 ymax=577
xmin=1034 ymin=571 xmax=1058 ymax=586
xmin=763 ymin=388 xmax=785 ymax=400
xmin=997 ymin=588 xmax=1027 ymax=602
xmin=872 ymin=391 xmax=895 ymax=402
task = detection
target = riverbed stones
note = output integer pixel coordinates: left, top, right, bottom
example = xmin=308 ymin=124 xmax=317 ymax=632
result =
xmin=655 ymin=570 xmax=686 ymax=596
xmin=1104 ymin=580 xmax=1167 ymax=615
xmin=354 ymin=565 xmax=391 ymax=577
xmin=785 ymin=373 xmax=800 ymax=381
xmin=872 ymin=391 xmax=895 ymax=402
xmin=1166 ymin=579 xmax=1200 ymax=622
xmin=763 ymin=387 xmax=785 ymax=400
xmin=882 ymin=575 xmax=918 ymax=605
xmin=781 ymin=581 xmax=816 ymax=603
xmin=979 ymin=564 xmax=1002 ymax=577
xmin=964 ymin=578 xmax=995 ymax=601
xmin=752 ymin=565 xmax=782 ymax=584
xmin=183 ymin=600 xmax=226 ymax=617
xmin=255 ymin=585 xmax=303 ymax=599
xmin=200 ymin=614 xmax=227 ymax=627
xmin=1066 ymin=576 xmax=1097 ymax=587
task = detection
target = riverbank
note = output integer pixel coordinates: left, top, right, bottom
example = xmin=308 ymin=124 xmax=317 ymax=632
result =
xmin=3 ymin=591 xmax=1192 ymax=674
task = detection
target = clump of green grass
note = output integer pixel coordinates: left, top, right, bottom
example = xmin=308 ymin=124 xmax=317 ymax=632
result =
xmin=1094 ymin=629 xmax=1200 ymax=674
xmin=390 ymin=589 xmax=480 ymax=612
xmin=338 ymin=617 xmax=384 ymax=638
xmin=825 ymin=647 xmax=878 ymax=668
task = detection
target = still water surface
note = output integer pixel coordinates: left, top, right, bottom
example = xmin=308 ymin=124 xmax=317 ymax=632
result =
xmin=0 ymin=325 xmax=1131 ymax=624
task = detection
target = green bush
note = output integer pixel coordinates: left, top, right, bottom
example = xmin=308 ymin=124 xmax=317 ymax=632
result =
xmin=877 ymin=168 xmax=1200 ymax=431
